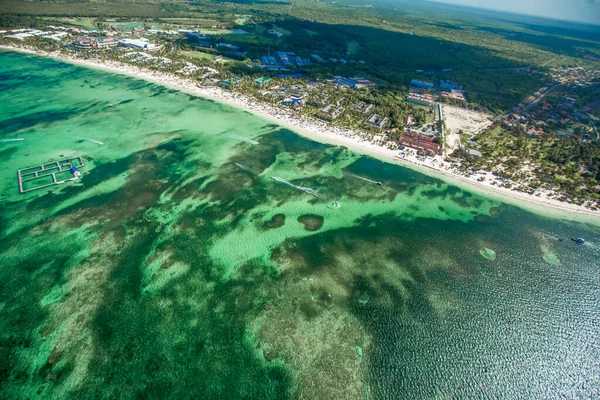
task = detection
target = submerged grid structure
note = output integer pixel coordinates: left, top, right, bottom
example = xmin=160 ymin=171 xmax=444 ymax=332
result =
xmin=18 ymin=156 xmax=84 ymax=193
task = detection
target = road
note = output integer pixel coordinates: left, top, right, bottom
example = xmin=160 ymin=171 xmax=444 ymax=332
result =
xmin=523 ymin=84 xmax=560 ymax=113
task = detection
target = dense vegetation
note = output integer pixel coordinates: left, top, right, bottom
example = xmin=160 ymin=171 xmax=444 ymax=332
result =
xmin=466 ymin=124 xmax=600 ymax=204
xmin=3 ymin=0 xmax=598 ymax=113
xmin=1 ymin=0 xmax=599 ymax=204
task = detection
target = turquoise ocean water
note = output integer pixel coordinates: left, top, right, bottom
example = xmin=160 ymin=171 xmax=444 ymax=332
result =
xmin=0 ymin=50 xmax=599 ymax=399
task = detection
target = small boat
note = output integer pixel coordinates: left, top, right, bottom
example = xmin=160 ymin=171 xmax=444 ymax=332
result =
xmin=328 ymin=200 xmax=341 ymax=209
xmin=234 ymin=163 xmax=254 ymax=173
xmin=108 ymin=103 xmax=114 ymax=108
xmin=350 ymin=174 xmax=381 ymax=186
xmin=77 ymin=137 xmax=104 ymax=145
xmin=571 ymin=237 xmax=585 ymax=245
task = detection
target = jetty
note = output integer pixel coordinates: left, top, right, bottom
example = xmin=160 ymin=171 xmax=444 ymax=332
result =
xmin=18 ymin=156 xmax=85 ymax=193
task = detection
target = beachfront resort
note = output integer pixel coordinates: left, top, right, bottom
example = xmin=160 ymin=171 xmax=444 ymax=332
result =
xmin=1 ymin=19 xmax=599 ymax=213
xmin=2 ymin=2 xmax=600 ymax=399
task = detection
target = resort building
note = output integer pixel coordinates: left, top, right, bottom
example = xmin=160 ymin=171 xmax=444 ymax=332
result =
xmin=219 ymin=77 xmax=244 ymax=89
xmin=363 ymin=114 xmax=389 ymax=129
xmin=317 ymin=104 xmax=345 ymax=121
xmin=43 ymin=32 xmax=69 ymax=41
xmin=352 ymin=101 xmax=374 ymax=114
xmin=4 ymin=30 xmax=45 ymax=40
xmin=407 ymin=94 xmax=434 ymax=107
xmin=399 ymin=132 xmax=440 ymax=155
xmin=276 ymin=51 xmax=294 ymax=65
xmin=440 ymin=89 xmax=466 ymax=102
xmin=177 ymin=62 xmax=200 ymax=75
xmin=333 ymin=76 xmax=376 ymax=89
xmin=465 ymin=148 xmax=482 ymax=157
xmin=254 ymin=77 xmax=273 ymax=87
xmin=119 ymin=38 xmax=160 ymax=51
xmin=73 ymin=37 xmax=118 ymax=49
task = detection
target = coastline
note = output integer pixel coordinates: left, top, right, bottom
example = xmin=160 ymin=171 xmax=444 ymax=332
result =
xmin=1 ymin=44 xmax=599 ymax=225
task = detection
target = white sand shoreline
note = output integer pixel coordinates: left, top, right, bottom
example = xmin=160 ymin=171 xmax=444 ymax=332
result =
xmin=2 ymin=44 xmax=599 ymax=225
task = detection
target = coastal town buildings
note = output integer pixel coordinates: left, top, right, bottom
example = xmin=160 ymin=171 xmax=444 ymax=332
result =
xmin=259 ymin=51 xmax=310 ymax=70
xmin=352 ymin=101 xmax=374 ymax=114
xmin=119 ymin=38 xmax=161 ymax=51
xmin=43 ymin=32 xmax=69 ymax=42
xmin=73 ymin=36 xmax=118 ymax=49
xmin=363 ymin=114 xmax=389 ymax=129
xmin=254 ymin=76 xmax=273 ymax=87
xmin=407 ymin=94 xmax=434 ymax=107
xmin=440 ymin=89 xmax=466 ymax=102
xmin=399 ymin=132 xmax=440 ymax=155
xmin=219 ymin=77 xmax=244 ymax=89
xmin=317 ymin=104 xmax=345 ymax=121
xmin=4 ymin=29 xmax=46 ymax=40
xmin=332 ymin=76 xmax=376 ymax=89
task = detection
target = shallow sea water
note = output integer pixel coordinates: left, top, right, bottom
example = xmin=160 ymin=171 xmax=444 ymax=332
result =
xmin=0 ymin=50 xmax=599 ymax=399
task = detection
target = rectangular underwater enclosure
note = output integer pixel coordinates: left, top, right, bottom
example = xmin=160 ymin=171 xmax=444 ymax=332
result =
xmin=17 ymin=156 xmax=84 ymax=193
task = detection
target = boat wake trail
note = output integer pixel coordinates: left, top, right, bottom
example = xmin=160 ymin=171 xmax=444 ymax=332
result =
xmin=76 ymin=137 xmax=104 ymax=145
xmin=229 ymin=135 xmax=259 ymax=145
xmin=350 ymin=174 xmax=382 ymax=185
xmin=271 ymin=176 xmax=319 ymax=197
xmin=0 ymin=138 xmax=24 ymax=142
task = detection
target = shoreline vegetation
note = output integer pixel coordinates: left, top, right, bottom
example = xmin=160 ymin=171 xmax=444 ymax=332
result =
xmin=2 ymin=43 xmax=599 ymax=224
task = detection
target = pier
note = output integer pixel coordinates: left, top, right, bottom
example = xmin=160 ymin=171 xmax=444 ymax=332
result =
xmin=18 ymin=156 xmax=85 ymax=193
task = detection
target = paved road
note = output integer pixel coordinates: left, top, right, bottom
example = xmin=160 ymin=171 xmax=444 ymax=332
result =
xmin=523 ymin=84 xmax=561 ymax=113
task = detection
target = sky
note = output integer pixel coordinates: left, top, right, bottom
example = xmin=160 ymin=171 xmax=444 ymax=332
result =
xmin=427 ymin=0 xmax=600 ymax=25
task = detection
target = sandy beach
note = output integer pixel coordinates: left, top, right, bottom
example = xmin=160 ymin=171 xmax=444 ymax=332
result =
xmin=1 ymin=44 xmax=599 ymax=223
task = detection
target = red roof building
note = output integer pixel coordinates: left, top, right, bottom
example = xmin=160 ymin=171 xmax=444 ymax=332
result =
xmin=399 ymin=132 xmax=440 ymax=155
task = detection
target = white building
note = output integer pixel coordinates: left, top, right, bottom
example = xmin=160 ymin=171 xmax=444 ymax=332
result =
xmin=43 ymin=32 xmax=69 ymax=41
xmin=118 ymin=38 xmax=160 ymax=51
xmin=4 ymin=32 xmax=34 ymax=40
